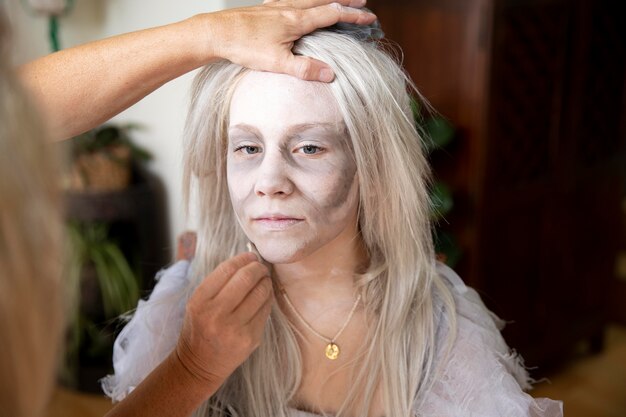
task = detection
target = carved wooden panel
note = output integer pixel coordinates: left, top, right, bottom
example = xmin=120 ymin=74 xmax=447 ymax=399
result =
xmin=567 ymin=0 xmax=626 ymax=167
xmin=487 ymin=0 xmax=569 ymax=189
xmin=368 ymin=0 xmax=625 ymax=368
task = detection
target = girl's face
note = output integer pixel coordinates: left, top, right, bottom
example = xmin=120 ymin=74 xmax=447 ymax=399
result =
xmin=227 ymin=71 xmax=360 ymax=264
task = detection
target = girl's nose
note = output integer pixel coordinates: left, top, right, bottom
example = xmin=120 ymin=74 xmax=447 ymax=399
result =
xmin=253 ymin=151 xmax=294 ymax=197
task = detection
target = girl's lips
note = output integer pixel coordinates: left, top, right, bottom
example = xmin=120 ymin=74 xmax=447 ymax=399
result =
xmin=253 ymin=218 xmax=304 ymax=230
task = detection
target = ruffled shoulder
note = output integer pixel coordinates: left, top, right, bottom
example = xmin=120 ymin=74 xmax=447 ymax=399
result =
xmin=421 ymin=263 xmax=563 ymax=417
xmin=101 ymin=260 xmax=193 ymax=401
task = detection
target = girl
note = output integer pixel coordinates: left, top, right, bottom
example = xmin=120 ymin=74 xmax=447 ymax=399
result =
xmin=104 ymin=23 xmax=563 ymax=417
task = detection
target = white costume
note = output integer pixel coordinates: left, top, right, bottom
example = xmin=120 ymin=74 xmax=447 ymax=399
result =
xmin=102 ymin=261 xmax=563 ymax=416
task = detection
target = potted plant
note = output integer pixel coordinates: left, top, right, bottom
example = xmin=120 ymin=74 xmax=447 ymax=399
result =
xmin=63 ymin=124 xmax=152 ymax=192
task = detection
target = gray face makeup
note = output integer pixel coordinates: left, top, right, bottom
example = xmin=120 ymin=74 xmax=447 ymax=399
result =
xmin=226 ymin=71 xmax=360 ymax=264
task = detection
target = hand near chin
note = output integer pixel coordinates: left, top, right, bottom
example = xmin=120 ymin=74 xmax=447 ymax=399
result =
xmin=175 ymin=252 xmax=273 ymax=386
xmin=203 ymin=0 xmax=376 ymax=82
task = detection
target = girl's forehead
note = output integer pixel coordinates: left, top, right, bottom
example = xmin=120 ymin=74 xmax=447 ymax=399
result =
xmin=228 ymin=71 xmax=343 ymax=130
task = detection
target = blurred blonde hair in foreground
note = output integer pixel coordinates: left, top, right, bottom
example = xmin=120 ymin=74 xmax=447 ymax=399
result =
xmin=0 ymin=8 xmax=64 ymax=417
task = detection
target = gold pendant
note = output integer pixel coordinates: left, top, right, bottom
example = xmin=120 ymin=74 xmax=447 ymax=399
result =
xmin=325 ymin=342 xmax=340 ymax=360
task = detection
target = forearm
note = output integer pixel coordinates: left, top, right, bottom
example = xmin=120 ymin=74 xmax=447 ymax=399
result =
xmin=17 ymin=14 xmax=214 ymax=141
xmin=105 ymin=350 xmax=224 ymax=417
xmin=16 ymin=1 xmax=375 ymax=141
xmin=105 ymin=252 xmax=269 ymax=417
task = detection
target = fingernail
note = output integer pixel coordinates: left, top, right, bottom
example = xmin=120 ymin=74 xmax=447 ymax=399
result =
xmin=319 ymin=68 xmax=334 ymax=82
xmin=246 ymin=242 xmax=261 ymax=261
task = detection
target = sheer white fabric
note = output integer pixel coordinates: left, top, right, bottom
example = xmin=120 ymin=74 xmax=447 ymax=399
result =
xmin=102 ymin=261 xmax=563 ymax=417
xmin=101 ymin=260 xmax=191 ymax=401
xmin=413 ymin=263 xmax=563 ymax=417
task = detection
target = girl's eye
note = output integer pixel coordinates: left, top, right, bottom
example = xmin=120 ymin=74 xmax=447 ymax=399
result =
xmin=235 ymin=145 xmax=261 ymax=155
xmin=300 ymin=145 xmax=323 ymax=155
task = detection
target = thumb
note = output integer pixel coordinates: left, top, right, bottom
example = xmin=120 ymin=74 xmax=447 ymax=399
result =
xmin=283 ymin=55 xmax=335 ymax=82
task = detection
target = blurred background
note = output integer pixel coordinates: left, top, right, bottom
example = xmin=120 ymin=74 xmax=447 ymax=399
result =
xmin=365 ymin=2 xmax=626 ymax=415
xmin=6 ymin=0 xmax=625 ymax=415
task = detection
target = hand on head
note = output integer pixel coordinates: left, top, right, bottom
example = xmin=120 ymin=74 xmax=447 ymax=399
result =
xmin=208 ymin=0 xmax=377 ymax=82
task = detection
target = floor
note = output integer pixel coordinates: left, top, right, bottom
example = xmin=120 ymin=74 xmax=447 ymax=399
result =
xmin=531 ymin=325 xmax=626 ymax=417
xmin=45 ymin=326 xmax=626 ymax=417
xmin=45 ymin=387 xmax=113 ymax=417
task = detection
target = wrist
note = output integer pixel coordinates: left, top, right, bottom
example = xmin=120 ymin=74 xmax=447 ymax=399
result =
xmin=183 ymin=13 xmax=222 ymax=66
xmin=167 ymin=348 xmax=224 ymax=402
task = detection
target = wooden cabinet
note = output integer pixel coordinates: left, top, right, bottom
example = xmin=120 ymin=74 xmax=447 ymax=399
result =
xmin=368 ymin=0 xmax=626 ymax=368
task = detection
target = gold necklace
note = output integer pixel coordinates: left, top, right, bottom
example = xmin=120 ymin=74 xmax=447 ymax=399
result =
xmin=279 ymin=286 xmax=361 ymax=360
xmin=244 ymin=243 xmax=361 ymax=360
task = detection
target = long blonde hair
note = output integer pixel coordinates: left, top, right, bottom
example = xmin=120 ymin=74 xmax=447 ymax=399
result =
xmin=183 ymin=28 xmax=456 ymax=417
xmin=0 ymin=8 xmax=64 ymax=417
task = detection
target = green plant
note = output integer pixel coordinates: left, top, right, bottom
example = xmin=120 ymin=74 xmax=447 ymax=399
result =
xmin=62 ymin=222 xmax=140 ymax=386
xmin=68 ymin=222 xmax=140 ymax=316
xmin=70 ymin=123 xmax=152 ymax=164
xmin=64 ymin=123 xmax=153 ymax=192
xmin=412 ymin=98 xmax=462 ymax=266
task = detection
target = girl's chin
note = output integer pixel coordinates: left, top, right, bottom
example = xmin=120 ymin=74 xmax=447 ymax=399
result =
xmin=257 ymin=249 xmax=303 ymax=265
xmin=252 ymin=240 xmax=314 ymax=265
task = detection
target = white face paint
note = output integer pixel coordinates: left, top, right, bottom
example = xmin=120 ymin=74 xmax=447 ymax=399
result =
xmin=227 ymin=72 xmax=360 ymax=264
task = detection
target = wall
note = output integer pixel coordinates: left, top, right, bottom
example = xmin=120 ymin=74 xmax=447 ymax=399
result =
xmin=5 ymin=0 xmax=260 ymax=255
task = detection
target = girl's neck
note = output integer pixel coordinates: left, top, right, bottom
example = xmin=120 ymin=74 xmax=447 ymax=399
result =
xmin=272 ymin=222 xmax=368 ymax=320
